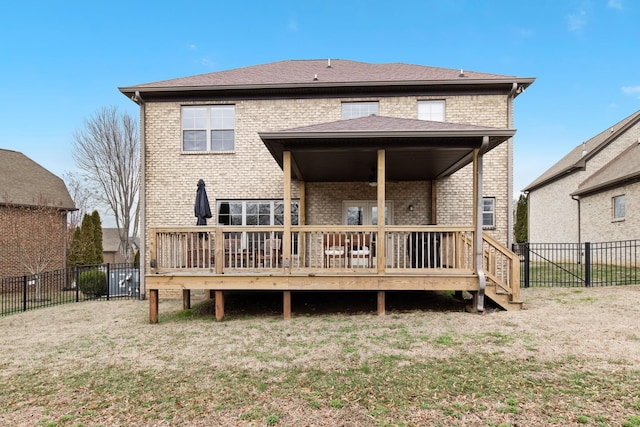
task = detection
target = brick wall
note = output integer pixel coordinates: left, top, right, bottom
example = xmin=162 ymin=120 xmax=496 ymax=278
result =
xmin=580 ymin=183 xmax=640 ymax=242
xmin=529 ymin=123 xmax=640 ymax=243
xmin=143 ymin=93 xmax=513 ymax=282
xmin=0 ymin=205 xmax=67 ymax=277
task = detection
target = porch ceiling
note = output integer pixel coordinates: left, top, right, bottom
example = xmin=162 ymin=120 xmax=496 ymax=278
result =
xmin=259 ymin=116 xmax=516 ymax=182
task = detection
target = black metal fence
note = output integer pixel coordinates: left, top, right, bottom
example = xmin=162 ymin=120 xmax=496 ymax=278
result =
xmin=513 ymin=240 xmax=640 ymax=288
xmin=1 ymin=263 xmax=140 ymax=317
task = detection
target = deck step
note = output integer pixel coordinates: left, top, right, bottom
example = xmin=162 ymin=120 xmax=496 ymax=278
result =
xmin=485 ymin=283 xmax=522 ymax=311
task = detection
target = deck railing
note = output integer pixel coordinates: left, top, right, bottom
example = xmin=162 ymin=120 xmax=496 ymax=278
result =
xmin=150 ymin=226 xmax=477 ymax=274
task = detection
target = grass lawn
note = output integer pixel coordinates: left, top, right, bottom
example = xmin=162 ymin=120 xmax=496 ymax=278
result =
xmin=1 ymin=287 xmax=639 ymax=426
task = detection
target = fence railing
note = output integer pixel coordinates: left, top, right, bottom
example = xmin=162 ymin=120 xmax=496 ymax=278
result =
xmin=513 ymin=241 xmax=640 ymax=287
xmin=1 ymin=263 xmax=140 ymax=316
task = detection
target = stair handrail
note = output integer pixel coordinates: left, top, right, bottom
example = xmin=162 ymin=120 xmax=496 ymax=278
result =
xmin=482 ymin=233 xmax=521 ymax=303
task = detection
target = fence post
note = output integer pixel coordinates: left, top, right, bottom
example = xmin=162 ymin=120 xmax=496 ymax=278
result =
xmin=523 ymin=243 xmax=530 ymax=288
xmin=584 ymin=242 xmax=591 ymax=287
xmin=22 ymin=275 xmax=27 ymax=312
xmin=75 ymin=266 xmax=80 ymax=302
xmin=106 ymin=263 xmax=110 ymax=301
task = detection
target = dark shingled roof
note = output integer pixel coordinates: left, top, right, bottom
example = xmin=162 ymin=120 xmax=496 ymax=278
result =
xmin=572 ymin=140 xmax=640 ymax=196
xmin=524 ymin=110 xmax=640 ymax=192
xmin=275 ymin=115 xmax=507 ymax=134
xmin=0 ymin=149 xmax=75 ymax=210
xmin=120 ymin=59 xmax=534 ymax=96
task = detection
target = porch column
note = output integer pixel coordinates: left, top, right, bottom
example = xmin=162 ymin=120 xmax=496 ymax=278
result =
xmin=283 ymin=151 xmax=292 ymax=272
xmin=376 ymin=149 xmax=386 ymax=273
xmin=299 ymin=182 xmax=306 ymax=266
xmin=473 ymin=138 xmax=489 ymax=312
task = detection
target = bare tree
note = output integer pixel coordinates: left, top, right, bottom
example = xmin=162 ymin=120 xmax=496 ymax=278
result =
xmin=2 ymin=195 xmax=68 ymax=300
xmin=72 ymin=107 xmax=139 ymax=262
xmin=62 ymin=171 xmax=93 ymax=231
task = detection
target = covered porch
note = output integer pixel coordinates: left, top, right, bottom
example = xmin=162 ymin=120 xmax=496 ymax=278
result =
xmin=146 ymin=116 xmax=522 ymax=322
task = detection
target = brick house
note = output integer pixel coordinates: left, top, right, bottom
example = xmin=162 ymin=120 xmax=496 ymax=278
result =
xmin=524 ymin=110 xmax=640 ymax=243
xmin=0 ymin=149 xmax=75 ymax=277
xmin=102 ymin=228 xmax=139 ymax=264
xmin=119 ymin=59 xmax=534 ymax=320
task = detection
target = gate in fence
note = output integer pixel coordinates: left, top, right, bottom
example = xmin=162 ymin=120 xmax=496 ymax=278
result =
xmin=513 ymin=240 xmax=640 ymax=288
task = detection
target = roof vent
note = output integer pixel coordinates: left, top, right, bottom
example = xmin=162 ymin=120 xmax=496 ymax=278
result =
xmin=610 ymin=127 xmax=615 ymax=133
xmin=327 ymin=58 xmax=332 ymax=68
xmin=459 ymin=69 xmax=465 ymax=77
xmin=313 ymin=74 xmax=318 ymax=81
xmin=581 ymin=142 xmax=587 ymax=157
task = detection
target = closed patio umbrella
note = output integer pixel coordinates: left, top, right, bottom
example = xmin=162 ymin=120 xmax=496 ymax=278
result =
xmin=194 ymin=179 xmax=212 ymax=226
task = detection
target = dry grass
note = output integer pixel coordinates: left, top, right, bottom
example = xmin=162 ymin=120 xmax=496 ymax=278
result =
xmin=1 ymin=287 xmax=640 ymax=426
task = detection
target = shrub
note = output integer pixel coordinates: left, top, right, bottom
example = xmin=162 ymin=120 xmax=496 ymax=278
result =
xmin=78 ymin=269 xmax=107 ymax=298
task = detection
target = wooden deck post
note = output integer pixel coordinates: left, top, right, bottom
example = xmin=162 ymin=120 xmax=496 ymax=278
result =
xmin=182 ymin=289 xmax=191 ymax=310
xmin=283 ymin=291 xmax=291 ymax=320
xmin=283 ymin=151 xmax=292 ymax=272
xmin=376 ymin=149 xmax=386 ymax=273
xmin=377 ymin=291 xmax=386 ymax=316
xmin=149 ymin=289 xmax=159 ymax=324
xmin=215 ymin=291 xmax=225 ymax=321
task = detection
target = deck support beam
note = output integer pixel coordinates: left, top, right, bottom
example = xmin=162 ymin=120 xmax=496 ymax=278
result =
xmin=283 ymin=291 xmax=291 ymax=319
xmin=149 ymin=289 xmax=158 ymax=324
xmin=215 ymin=291 xmax=225 ymax=321
xmin=182 ymin=289 xmax=191 ymax=310
xmin=377 ymin=291 xmax=386 ymax=316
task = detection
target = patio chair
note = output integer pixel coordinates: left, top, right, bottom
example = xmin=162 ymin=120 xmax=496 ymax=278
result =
xmin=349 ymin=233 xmax=371 ymax=268
xmin=324 ymin=233 xmax=347 ymax=268
xmin=224 ymin=237 xmax=244 ymax=268
xmin=257 ymin=238 xmax=282 ymax=268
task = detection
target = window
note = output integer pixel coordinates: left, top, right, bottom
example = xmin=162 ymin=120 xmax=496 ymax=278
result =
xmin=182 ymin=105 xmax=235 ymax=152
xmin=613 ymin=195 xmax=625 ymax=220
xmin=418 ymin=100 xmax=445 ymax=121
xmin=217 ymin=200 xmax=299 ymax=226
xmin=482 ymin=197 xmax=495 ymax=228
xmin=341 ymin=102 xmax=378 ymax=119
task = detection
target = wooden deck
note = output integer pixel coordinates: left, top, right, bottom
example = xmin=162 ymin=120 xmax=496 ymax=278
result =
xmin=146 ymin=225 xmax=521 ymax=322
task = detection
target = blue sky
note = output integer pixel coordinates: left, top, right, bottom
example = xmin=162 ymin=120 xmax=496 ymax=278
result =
xmin=1 ymin=0 xmax=639 ymax=202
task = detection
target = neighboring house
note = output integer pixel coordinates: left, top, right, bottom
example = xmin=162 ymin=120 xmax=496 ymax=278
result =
xmin=0 ymin=149 xmax=76 ymax=277
xmin=102 ymin=228 xmax=139 ymax=263
xmin=119 ymin=59 xmax=534 ymax=319
xmin=524 ymin=110 xmax=640 ymax=243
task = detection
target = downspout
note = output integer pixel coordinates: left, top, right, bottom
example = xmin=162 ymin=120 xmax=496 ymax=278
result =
xmin=506 ymin=83 xmax=517 ymax=248
xmin=132 ymin=90 xmax=146 ymax=300
xmin=571 ymin=195 xmax=581 ymax=246
xmin=476 ymin=137 xmax=489 ymax=312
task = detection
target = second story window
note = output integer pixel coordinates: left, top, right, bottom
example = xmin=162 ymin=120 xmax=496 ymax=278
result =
xmin=182 ymin=105 xmax=235 ymax=152
xmin=418 ymin=100 xmax=445 ymax=122
xmin=341 ymin=101 xmax=378 ymax=119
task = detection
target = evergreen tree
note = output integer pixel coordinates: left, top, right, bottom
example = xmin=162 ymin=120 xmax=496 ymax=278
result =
xmin=514 ymin=193 xmax=528 ymax=243
xmin=78 ymin=213 xmax=94 ymax=264
xmin=67 ymin=226 xmax=82 ymax=265
xmin=91 ymin=210 xmax=104 ymax=264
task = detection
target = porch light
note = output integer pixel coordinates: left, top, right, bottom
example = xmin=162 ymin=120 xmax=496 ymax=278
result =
xmin=368 ymin=171 xmax=377 ymax=187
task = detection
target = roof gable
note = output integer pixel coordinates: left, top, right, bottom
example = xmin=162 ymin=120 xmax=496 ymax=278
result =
xmin=0 ymin=149 xmax=75 ymax=210
xmin=572 ymin=140 xmax=640 ymax=196
xmin=524 ymin=109 xmax=640 ymax=191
